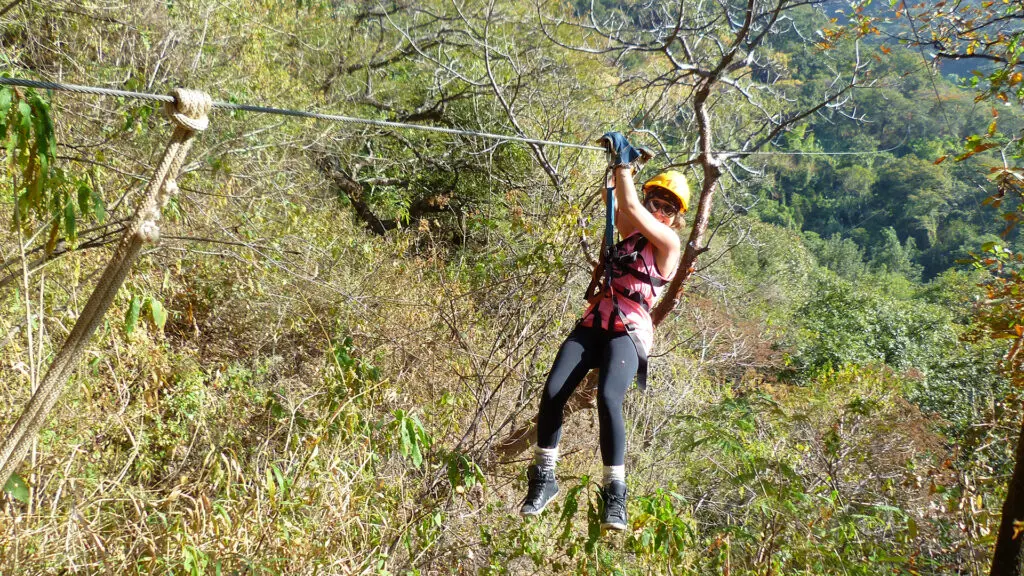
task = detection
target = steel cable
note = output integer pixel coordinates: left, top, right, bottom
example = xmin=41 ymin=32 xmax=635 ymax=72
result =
xmin=0 ymin=76 xmax=606 ymax=152
xmin=0 ymin=76 xmax=897 ymax=157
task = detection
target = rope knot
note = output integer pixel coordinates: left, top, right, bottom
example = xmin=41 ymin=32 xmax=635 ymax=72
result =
xmin=138 ymin=220 xmax=161 ymax=243
xmin=165 ymin=88 xmax=211 ymax=132
xmin=136 ymin=180 xmax=180 ymax=243
xmin=159 ymin=179 xmax=179 ymax=209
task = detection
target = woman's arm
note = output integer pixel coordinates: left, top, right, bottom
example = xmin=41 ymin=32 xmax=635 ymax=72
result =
xmin=612 ymin=166 xmax=681 ymax=274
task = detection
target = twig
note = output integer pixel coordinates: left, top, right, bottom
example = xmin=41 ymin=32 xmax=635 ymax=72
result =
xmin=0 ymin=0 xmax=23 ymax=19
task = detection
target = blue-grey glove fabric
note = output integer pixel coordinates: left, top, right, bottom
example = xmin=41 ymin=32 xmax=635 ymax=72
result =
xmin=601 ymin=131 xmax=641 ymax=167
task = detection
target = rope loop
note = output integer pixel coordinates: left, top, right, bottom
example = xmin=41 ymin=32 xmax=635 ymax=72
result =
xmin=164 ymin=88 xmax=211 ymax=132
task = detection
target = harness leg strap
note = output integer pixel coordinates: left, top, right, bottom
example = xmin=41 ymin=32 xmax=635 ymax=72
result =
xmin=617 ymin=307 xmax=648 ymax=391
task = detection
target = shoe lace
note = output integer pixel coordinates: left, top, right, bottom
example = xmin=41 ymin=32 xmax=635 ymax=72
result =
xmin=526 ymin=474 xmax=548 ymax=504
xmin=605 ymin=493 xmax=626 ymax=517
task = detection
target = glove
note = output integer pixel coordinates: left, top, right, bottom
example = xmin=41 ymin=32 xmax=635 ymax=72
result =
xmin=598 ymin=131 xmax=641 ymax=169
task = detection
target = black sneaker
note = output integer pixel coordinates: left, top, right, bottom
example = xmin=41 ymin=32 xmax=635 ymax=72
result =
xmin=520 ymin=465 xmax=559 ymax=517
xmin=601 ymin=480 xmax=628 ymax=530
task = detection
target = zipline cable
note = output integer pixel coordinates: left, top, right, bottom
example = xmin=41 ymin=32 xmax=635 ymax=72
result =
xmin=0 ymin=77 xmax=605 ymax=152
xmin=1 ymin=76 xmax=897 ymax=158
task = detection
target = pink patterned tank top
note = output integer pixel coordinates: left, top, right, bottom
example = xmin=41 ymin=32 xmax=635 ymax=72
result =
xmin=580 ymin=232 xmax=674 ymax=355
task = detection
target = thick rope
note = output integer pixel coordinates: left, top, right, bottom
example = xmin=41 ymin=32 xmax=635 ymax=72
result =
xmin=0 ymin=88 xmax=211 ymax=488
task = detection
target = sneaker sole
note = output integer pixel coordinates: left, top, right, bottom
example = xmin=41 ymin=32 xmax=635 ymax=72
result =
xmin=519 ymin=489 xmax=559 ymax=517
xmin=601 ymin=521 xmax=627 ymax=531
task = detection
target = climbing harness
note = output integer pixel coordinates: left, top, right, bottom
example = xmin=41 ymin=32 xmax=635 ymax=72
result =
xmin=582 ymin=234 xmax=669 ymax=390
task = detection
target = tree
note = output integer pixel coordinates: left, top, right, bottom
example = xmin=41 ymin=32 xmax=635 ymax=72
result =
xmin=803 ymin=231 xmax=867 ymax=279
xmin=874 ymin=1 xmax=1024 ymax=572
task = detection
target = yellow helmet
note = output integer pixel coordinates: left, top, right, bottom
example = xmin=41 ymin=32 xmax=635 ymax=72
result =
xmin=642 ymin=171 xmax=690 ymax=213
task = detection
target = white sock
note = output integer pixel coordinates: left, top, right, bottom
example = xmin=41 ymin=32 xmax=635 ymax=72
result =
xmin=534 ymin=446 xmax=559 ymax=472
xmin=602 ymin=465 xmax=625 ymax=485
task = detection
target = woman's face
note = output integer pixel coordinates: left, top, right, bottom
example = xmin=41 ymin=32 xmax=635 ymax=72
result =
xmin=643 ymin=188 xmax=681 ymax=225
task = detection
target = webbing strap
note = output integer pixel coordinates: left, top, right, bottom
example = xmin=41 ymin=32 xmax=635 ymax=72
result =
xmin=619 ymin=312 xmax=649 ymax=391
xmin=612 ymin=236 xmax=668 ymax=288
xmin=596 ymin=172 xmax=649 ymax=390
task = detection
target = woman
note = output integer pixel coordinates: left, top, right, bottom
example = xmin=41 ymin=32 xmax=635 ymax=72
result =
xmin=520 ymin=132 xmax=689 ymax=531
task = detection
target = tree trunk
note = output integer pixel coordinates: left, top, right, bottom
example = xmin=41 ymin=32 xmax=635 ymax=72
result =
xmin=991 ymin=411 xmax=1024 ymax=575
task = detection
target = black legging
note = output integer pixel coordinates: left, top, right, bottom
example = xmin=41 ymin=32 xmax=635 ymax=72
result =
xmin=535 ymin=324 xmax=639 ymax=466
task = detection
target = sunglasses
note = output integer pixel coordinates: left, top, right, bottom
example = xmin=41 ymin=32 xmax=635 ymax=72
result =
xmin=644 ymin=194 xmax=679 ymax=217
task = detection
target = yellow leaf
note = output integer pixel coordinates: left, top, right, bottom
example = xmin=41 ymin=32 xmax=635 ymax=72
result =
xmin=1012 ymin=72 xmax=1024 ymax=85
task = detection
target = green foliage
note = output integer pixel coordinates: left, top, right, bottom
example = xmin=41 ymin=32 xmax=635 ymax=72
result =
xmin=662 ymin=370 xmax=941 ymax=574
xmin=745 ymin=37 xmax=1017 ymax=280
xmin=124 ymin=293 xmax=168 ymax=335
xmin=793 ymin=274 xmax=954 ymax=375
xmin=2 ymin=472 xmax=29 ymax=504
xmin=443 ymin=450 xmax=485 ymax=492
xmin=390 ymin=409 xmax=431 ymax=468
xmin=124 ymin=293 xmax=142 ymax=335
xmin=625 ymin=489 xmax=695 ymax=564
xmin=803 ymin=231 xmax=868 ymax=279
xmin=871 ymin=227 xmax=923 ymax=281
xmin=0 ymin=85 xmax=101 ymax=250
xmin=0 ymin=1 xmax=1012 ymax=574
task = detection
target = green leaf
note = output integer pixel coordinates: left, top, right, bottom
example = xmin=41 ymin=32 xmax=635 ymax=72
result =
xmin=272 ymin=465 xmax=286 ymax=497
xmin=17 ymin=100 xmax=30 ymax=137
xmin=125 ymin=294 xmax=142 ymax=335
xmin=3 ymin=472 xmax=29 ymax=503
xmin=147 ymin=297 xmax=167 ymax=331
xmin=29 ymin=94 xmax=55 ymax=156
xmin=31 ymin=101 xmax=54 ymax=160
xmin=411 ymin=413 xmax=430 ymax=447
xmin=64 ymin=201 xmax=76 ymax=241
xmin=399 ymin=415 xmax=412 ymax=454
xmin=78 ymin=183 xmax=92 ymax=217
xmin=0 ymin=87 xmax=11 ymax=116
xmin=0 ymin=87 xmax=11 ymax=139
xmin=5 ymin=117 xmax=18 ymax=159
xmin=93 ymin=194 xmax=106 ymax=224
xmin=407 ymin=419 xmax=423 ymax=467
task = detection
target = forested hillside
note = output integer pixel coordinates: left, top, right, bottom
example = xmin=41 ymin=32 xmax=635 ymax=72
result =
xmin=1 ymin=1 xmax=1022 ymax=574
